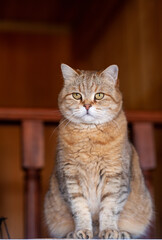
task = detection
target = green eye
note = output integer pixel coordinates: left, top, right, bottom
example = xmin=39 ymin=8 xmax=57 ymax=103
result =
xmin=95 ymin=93 xmax=104 ymax=100
xmin=72 ymin=93 xmax=82 ymax=100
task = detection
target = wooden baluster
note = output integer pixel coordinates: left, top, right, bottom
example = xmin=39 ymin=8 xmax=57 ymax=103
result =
xmin=22 ymin=120 xmax=44 ymax=238
xmin=132 ymin=122 xmax=156 ymax=238
xmin=133 ymin=122 xmax=156 ymax=170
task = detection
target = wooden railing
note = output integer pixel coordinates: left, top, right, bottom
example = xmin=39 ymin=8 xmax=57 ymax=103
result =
xmin=0 ymin=108 xmax=161 ymax=238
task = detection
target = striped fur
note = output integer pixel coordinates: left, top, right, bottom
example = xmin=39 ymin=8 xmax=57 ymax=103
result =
xmin=44 ymin=64 xmax=153 ymax=239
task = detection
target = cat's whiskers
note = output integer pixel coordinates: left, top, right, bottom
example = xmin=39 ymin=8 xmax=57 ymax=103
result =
xmin=62 ymin=119 xmax=72 ymax=130
xmin=49 ymin=112 xmax=79 ymax=141
xmin=49 ymin=118 xmax=65 ymax=141
xmin=62 ymin=110 xmax=81 ymax=130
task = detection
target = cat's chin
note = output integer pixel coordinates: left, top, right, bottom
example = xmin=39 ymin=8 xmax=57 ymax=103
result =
xmin=82 ymin=114 xmax=95 ymax=123
xmin=69 ymin=115 xmax=96 ymax=125
xmin=70 ymin=115 xmax=114 ymax=125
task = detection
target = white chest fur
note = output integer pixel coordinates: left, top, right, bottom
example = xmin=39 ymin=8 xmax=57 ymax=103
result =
xmin=78 ymin=164 xmax=103 ymax=219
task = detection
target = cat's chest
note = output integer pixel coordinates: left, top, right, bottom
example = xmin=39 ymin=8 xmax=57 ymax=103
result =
xmin=63 ymin=130 xmax=115 ymax=160
xmin=62 ymin=125 xmax=111 ymax=146
xmin=78 ymin=163 xmax=104 ymax=217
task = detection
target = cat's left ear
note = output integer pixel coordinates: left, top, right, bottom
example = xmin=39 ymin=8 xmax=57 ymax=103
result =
xmin=101 ymin=65 xmax=119 ymax=85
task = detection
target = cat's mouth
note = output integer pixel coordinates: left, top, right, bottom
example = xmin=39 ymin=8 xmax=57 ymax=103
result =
xmin=84 ymin=111 xmax=93 ymax=117
xmin=86 ymin=111 xmax=90 ymax=115
xmin=82 ymin=112 xmax=95 ymax=122
xmin=72 ymin=108 xmax=96 ymax=123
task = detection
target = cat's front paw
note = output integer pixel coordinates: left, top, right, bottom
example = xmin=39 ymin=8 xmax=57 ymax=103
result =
xmin=99 ymin=229 xmax=119 ymax=239
xmin=99 ymin=229 xmax=131 ymax=239
xmin=67 ymin=229 xmax=93 ymax=239
xmin=118 ymin=231 xmax=132 ymax=239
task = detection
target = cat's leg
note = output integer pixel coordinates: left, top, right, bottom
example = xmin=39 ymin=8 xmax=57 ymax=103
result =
xmin=118 ymin=149 xmax=153 ymax=238
xmin=118 ymin=197 xmax=152 ymax=238
xmin=118 ymin=182 xmax=153 ymax=238
xmin=44 ymin=175 xmax=74 ymax=238
xmin=99 ymin=174 xmax=130 ymax=239
xmin=65 ymin=174 xmax=93 ymax=239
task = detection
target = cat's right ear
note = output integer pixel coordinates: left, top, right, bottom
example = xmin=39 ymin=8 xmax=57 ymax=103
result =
xmin=61 ymin=64 xmax=79 ymax=83
xmin=100 ymin=65 xmax=119 ymax=85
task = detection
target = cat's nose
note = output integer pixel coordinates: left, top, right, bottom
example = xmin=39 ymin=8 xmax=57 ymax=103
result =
xmin=83 ymin=104 xmax=92 ymax=111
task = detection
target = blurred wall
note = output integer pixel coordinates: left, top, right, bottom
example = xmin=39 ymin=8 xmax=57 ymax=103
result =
xmin=0 ymin=30 xmax=71 ymax=108
xmin=0 ymin=0 xmax=161 ymax=238
xmin=75 ymin=0 xmax=162 ymax=111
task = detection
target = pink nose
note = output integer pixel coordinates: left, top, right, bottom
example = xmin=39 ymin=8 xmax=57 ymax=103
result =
xmin=83 ymin=104 xmax=92 ymax=110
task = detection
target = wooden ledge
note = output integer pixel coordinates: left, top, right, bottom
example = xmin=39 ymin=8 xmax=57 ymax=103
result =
xmin=0 ymin=108 xmax=162 ymax=123
xmin=125 ymin=110 xmax=162 ymax=123
xmin=0 ymin=108 xmax=61 ymax=121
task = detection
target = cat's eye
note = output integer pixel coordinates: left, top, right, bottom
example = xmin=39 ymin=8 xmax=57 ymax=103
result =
xmin=95 ymin=93 xmax=104 ymax=100
xmin=72 ymin=93 xmax=82 ymax=100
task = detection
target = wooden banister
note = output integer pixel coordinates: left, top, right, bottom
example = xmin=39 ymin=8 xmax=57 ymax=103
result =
xmin=126 ymin=110 xmax=162 ymax=123
xmin=0 ymin=108 xmax=61 ymax=121
xmin=0 ymin=108 xmax=161 ymax=238
xmin=0 ymin=108 xmax=162 ymax=123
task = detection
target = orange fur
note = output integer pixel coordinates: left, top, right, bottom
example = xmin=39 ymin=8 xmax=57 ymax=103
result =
xmin=44 ymin=64 xmax=153 ymax=239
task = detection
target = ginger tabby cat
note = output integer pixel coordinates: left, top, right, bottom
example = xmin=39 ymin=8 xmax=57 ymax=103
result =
xmin=44 ymin=64 xmax=153 ymax=239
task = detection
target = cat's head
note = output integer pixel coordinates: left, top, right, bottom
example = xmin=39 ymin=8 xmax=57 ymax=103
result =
xmin=58 ymin=64 xmax=122 ymax=125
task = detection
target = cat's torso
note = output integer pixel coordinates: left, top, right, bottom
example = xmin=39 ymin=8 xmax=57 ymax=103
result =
xmin=56 ymin=110 xmax=131 ymax=220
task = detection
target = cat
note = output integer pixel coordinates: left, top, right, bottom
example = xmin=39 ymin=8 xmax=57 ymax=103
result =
xmin=44 ymin=64 xmax=153 ymax=239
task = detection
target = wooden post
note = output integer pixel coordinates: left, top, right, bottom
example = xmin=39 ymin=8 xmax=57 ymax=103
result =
xmin=22 ymin=120 xmax=44 ymax=238
xmin=133 ymin=122 xmax=156 ymax=171
xmin=132 ymin=122 xmax=156 ymax=238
